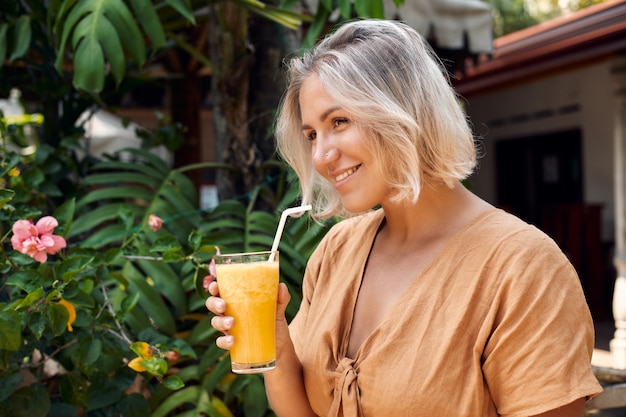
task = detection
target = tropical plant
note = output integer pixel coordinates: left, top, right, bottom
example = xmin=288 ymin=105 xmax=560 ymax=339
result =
xmin=0 ymin=1 xmax=388 ymax=415
xmin=0 ymin=118 xmax=332 ymax=416
xmin=0 ymin=0 xmax=399 ymax=199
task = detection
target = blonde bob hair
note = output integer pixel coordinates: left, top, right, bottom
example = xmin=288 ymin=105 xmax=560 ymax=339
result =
xmin=276 ymin=19 xmax=477 ymax=219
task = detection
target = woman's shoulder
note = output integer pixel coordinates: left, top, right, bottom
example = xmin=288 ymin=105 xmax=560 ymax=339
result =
xmin=477 ymin=208 xmax=552 ymax=241
xmin=472 ymin=208 xmax=572 ymax=269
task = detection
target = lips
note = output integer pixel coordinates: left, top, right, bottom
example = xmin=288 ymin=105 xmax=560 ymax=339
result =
xmin=334 ymin=164 xmax=361 ymax=182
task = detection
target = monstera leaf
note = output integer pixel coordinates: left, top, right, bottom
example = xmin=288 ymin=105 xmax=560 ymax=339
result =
xmin=49 ymin=0 xmax=310 ymax=95
xmin=53 ymin=0 xmax=195 ymax=93
xmin=0 ymin=15 xmax=31 ymax=64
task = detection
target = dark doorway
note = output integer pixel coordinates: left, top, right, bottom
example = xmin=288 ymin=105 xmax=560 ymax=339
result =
xmin=495 ymin=129 xmax=583 ymax=225
xmin=496 ymin=129 xmax=609 ymax=318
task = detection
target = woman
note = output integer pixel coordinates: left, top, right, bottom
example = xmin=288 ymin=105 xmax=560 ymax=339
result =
xmin=207 ymin=19 xmax=602 ymax=416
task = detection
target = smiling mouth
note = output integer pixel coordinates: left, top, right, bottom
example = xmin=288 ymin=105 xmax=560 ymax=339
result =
xmin=335 ymin=165 xmax=361 ymax=182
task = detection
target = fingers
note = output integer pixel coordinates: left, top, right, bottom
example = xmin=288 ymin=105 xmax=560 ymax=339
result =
xmin=207 ymin=281 xmax=291 ymax=352
xmin=215 ymin=335 xmax=234 ymax=350
xmin=205 ymin=294 xmax=226 ymax=315
xmin=276 ymin=283 xmax=291 ymax=321
xmin=278 ymin=282 xmax=291 ymax=304
xmin=211 ymin=314 xmax=234 ymax=332
xmin=207 ymin=296 xmax=235 ymax=350
xmin=207 ymin=280 xmax=219 ymax=296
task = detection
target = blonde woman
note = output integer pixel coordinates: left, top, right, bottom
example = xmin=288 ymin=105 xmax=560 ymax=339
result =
xmin=207 ymin=19 xmax=602 ymax=417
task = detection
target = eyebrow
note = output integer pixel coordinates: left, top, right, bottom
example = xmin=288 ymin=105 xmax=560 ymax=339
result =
xmin=301 ymin=105 xmax=342 ymax=130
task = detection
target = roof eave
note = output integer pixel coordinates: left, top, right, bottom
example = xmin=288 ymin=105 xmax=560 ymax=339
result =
xmin=454 ymin=0 xmax=626 ymax=96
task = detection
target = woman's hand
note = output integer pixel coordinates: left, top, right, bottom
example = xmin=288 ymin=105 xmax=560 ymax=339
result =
xmin=205 ymin=279 xmax=292 ymax=352
xmin=205 ymin=280 xmax=235 ymax=350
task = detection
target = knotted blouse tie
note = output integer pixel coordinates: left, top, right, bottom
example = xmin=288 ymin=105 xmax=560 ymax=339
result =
xmin=328 ymin=356 xmax=363 ymax=417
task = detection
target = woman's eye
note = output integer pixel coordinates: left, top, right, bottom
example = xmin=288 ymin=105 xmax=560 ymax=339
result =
xmin=333 ymin=118 xmax=348 ymax=127
xmin=304 ymin=131 xmax=316 ymax=141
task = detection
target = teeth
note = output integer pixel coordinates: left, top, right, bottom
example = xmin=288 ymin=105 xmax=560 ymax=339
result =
xmin=335 ymin=166 xmax=359 ymax=182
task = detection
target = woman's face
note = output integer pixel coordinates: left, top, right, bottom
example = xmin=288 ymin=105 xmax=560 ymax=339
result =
xmin=299 ymin=74 xmax=390 ymax=213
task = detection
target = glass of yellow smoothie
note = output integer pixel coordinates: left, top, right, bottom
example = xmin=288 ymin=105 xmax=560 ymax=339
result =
xmin=214 ymin=250 xmax=279 ymax=373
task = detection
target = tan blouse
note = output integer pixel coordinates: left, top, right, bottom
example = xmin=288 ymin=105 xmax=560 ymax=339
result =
xmin=289 ymin=208 xmax=602 ymax=417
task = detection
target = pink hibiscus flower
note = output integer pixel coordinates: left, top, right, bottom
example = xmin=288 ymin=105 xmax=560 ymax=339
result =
xmin=148 ymin=214 xmax=164 ymax=232
xmin=11 ymin=216 xmax=67 ymax=263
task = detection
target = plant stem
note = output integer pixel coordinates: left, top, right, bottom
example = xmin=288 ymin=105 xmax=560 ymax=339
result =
xmin=99 ymin=281 xmax=133 ymax=345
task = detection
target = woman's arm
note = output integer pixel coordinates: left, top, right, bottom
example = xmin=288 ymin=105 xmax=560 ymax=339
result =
xmin=264 ymin=285 xmax=317 ymax=415
xmin=206 ymin=282 xmax=316 ymax=417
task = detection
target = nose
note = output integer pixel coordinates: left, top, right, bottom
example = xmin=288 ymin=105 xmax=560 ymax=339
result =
xmin=312 ymin=142 xmax=339 ymax=167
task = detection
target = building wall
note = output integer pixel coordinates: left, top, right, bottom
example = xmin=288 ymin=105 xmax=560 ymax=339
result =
xmin=462 ymin=58 xmax=615 ymax=241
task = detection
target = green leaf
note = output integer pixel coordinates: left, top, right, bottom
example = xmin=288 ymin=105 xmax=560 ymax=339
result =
xmin=78 ymin=336 xmax=102 ymax=367
xmin=194 ymin=265 xmax=210 ymax=299
xmin=0 ymin=24 xmax=8 ymax=64
xmin=80 ymin=224 xmax=128 ymax=248
xmin=72 ymin=34 xmax=105 ymax=93
xmin=135 ymin=259 xmax=187 ymax=315
xmin=54 ymin=0 xmax=147 ymax=94
xmin=0 ymin=188 xmax=14 ymax=209
xmin=47 ymin=302 xmax=69 ymax=336
xmin=81 ymin=171 xmax=161 ymax=189
xmin=73 ymin=12 xmax=126 ymax=86
xmin=64 ymin=288 xmax=95 ymax=308
xmin=165 ymin=0 xmax=196 ymax=24
xmin=163 ymin=375 xmax=184 ymax=391
xmin=121 ymin=291 xmax=140 ymax=313
xmin=28 ymin=311 xmax=46 ymax=340
xmin=151 ymin=386 xmax=216 ymax=417
xmin=150 ymin=235 xmax=181 ymax=253
xmin=243 ymin=376 xmax=269 ymax=417
xmin=237 ymin=2 xmax=303 ymax=29
xmin=122 ymin=262 xmax=176 ymax=335
xmin=355 ymin=0 xmax=384 ymax=18
xmin=0 ymin=310 xmax=21 ymax=351
xmin=55 ymin=255 xmax=94 ymax=281
xmin=7 ymin=385 xmax=50 ymax=417
xmin=0 ymin=153 xmax=20 ymax=176
xmin=141 ymin=357 xmax=167 ymax=376
xmin=15 ymin=288 xmax=45 ymax=311
xmin=69 ymin=203 xmax=143 ymax=238
xmin=202 ymin=355 xmax=232 ymax=395
xmin=22 ymin=166 xmax=45 ymax=188
xmin=125 ymin=147 xmax=172 ymax=173
xmin=9 ymin=16 xmax=31 ymax=62
xmin=168 ymin=338 xmax=197 ymax=359
xmin=6 ymin=270 xmax=44 ymax=293
xmin=187 ymin=316 xmax=218 ymax=347
xmin=302 ymin=7 xmax=330 ymax=50
xmin=89 ymin=160 xmax=166 ymax=179
xmin=77 ymin=185 xmax=155 ymax=208
xmin=120 ymin=393 xmax=151 ymax=417
xmin=339 ymin=0 xmax=352 ymax=19
xmin=118 ymin=205 xmax=136 ymax=231
xmin=188 ymin=229 xmax=202 ymax=251
xmin=85 ymin=374 xmax=122 ymax=410
xmin=130 ymin=0 xmax=166 ymax=52
xmin=53 ymin=198 xmax=75 ymax=237
xmin=0 ymin=373 xmax=22 ymax=402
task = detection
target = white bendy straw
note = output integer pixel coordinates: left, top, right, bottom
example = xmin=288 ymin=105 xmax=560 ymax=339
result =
xmin=269 ymin=204 xmax=312 ymax=261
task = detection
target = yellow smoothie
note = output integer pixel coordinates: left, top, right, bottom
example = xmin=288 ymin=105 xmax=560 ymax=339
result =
xmin=216 ymin=259 xmax=279 ymax=371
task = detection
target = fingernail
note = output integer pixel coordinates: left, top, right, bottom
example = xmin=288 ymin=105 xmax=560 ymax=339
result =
xmin=216 ymin=299 xmax=225 ymax=311
xmin=224 ymin=335 xmax=234 ymax=346
xmin=224 ymin=317 xmax=234 ymax=329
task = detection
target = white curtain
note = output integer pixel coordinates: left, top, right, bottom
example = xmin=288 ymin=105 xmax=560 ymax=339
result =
xmin=384 ymin=0 xmax=493 ymax=53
